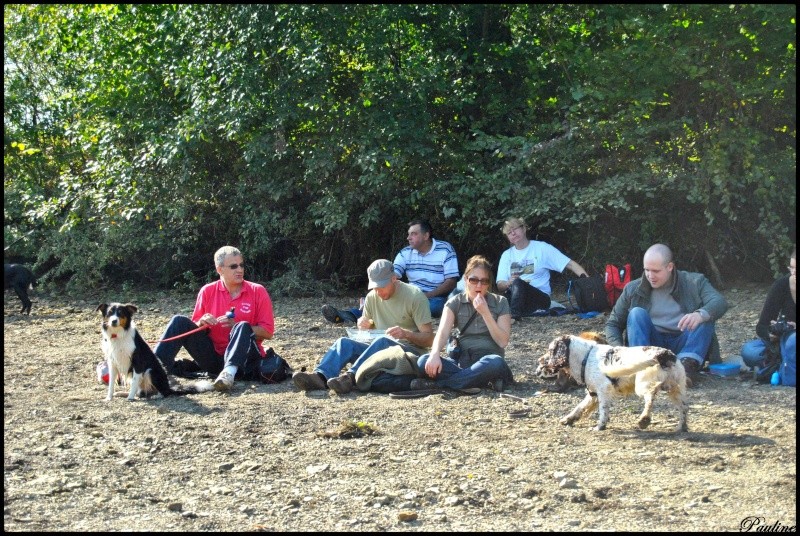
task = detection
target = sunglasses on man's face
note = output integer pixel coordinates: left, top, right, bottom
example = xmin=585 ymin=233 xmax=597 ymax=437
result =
xmin=467 ymin=277 xmax=491 ymax=286
xmin=226 ymin=263 xmax=245 ymax=270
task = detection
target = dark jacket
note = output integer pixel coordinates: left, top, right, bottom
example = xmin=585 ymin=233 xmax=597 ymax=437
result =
xmin=605 ymin=269 xmax=729 ymax=363
xmin=754 ymin=275 xmax=796 ymax=341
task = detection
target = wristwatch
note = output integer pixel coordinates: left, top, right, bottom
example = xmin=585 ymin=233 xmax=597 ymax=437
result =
xmin=694 ymin=309 xmax=711 ymax=321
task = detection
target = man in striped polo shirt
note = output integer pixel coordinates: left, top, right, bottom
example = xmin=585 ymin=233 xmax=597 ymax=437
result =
xmin=393 ymin=218 xmax=459 ymax=317
xmin=321 ymin=218 xmax=460 ymax=323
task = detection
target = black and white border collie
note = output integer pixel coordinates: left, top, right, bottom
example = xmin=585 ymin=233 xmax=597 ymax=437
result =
xmin=97 ymin=302 xmax=212 ymax=401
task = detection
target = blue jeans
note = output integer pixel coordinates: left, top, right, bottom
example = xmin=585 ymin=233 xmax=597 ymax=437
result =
xmin=626 ymin=307 xmax=715 ymax=366
xmin=742 ymin=339 xmax=768 ymax=368
xmin=427 ymin=296 xmax=445 ymax=318
xmin=314 ymin=335 xmax=419 ymax=380
xmin=741 ymin=332 xmax=797 ymax=369
xmin=417 ymin=353 xmax=509 ymax=390
xmin=154 ymin=315 xmax=262 ymax=379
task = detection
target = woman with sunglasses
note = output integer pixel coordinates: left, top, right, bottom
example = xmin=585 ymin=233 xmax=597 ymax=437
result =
xmin=413 ymin=255 xmax=514 ymax=392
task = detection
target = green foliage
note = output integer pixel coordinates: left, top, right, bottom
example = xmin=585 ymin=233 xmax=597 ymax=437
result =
xmin=4 ymin=4 xmax=795 ymax=293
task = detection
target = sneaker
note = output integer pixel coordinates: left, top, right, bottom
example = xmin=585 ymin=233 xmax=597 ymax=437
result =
xmin=327 ymin=372 xmax=355 ymax=394
xmin=213 ymin=371 xmax=235 ymax=392
xmin=321 ymin=305 xmax=344 ymax=324
xmin=292 ymin=371 xmax=327 ymax=391
xmin=681 ymin=358 xmax=701 ymax=387
xmin=410 ymin=378 xmax=437 ymax=390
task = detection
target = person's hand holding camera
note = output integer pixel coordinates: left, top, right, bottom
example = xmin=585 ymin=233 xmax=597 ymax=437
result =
xmin=769 ymin=315 xmax=796 ymax=340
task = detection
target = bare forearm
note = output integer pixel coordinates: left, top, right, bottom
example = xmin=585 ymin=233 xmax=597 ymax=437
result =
xmin=483 ymin=312 xmax=511 ymax=348
xmin=566 ymin=260 xmax=588 ymax=277
xmin=426 ymin=278 xmax=457 ymax=298
xmin=253 ymin=325 xmax=273 ymax=341
xmin=402 ymin=329 xmax=434 ymax=349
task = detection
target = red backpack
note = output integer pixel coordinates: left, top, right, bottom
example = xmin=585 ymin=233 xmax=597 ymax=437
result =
xmin=604 ymin=263 xmax=632 ymax=307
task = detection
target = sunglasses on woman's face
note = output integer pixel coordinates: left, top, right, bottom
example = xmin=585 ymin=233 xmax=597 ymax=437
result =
xmin=467 ymin=277 xmax=491 ymax=286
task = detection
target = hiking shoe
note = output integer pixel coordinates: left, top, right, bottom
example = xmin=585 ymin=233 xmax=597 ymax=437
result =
xmin=681 ymin=358 xmax=701 ymax=387
xmin=327 ymin=372 xmax=355 ymax=394
xmin=213 ymin=371 xmax=235 ymax=392
xmin=293 ymin=371 xmax=327 ymax=391
xmin=410 ymin=378 xmax=437 ymax=390
xmin=321 ymin=305 xmax=345 ymax=324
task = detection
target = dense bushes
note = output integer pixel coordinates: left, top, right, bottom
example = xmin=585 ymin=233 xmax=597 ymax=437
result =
xmin=4 ymin=5 xmax=795 ymax=294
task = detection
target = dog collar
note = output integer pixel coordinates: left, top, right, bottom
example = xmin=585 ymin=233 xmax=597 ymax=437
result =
xmin=580 ymin=347 xmax=595 ymax=384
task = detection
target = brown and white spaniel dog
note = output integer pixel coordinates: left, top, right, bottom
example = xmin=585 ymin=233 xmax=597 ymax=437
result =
xmin=538 ymin=335 xmax=688 ymax=432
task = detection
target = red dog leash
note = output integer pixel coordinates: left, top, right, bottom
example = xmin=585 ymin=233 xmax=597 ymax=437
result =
xmin=148 ymin=324 xmax=209 ymax=345
xmin=146 ymin=307 xmax=235 ymax=345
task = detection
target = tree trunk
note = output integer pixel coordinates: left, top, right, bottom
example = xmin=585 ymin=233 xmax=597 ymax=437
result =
xmin=705 ymin=249 xmax=724 ymax=290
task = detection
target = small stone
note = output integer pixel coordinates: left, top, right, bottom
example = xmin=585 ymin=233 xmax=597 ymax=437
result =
xmin=307 ymin=463 xmax=329 ymax=475
xmin=397 ymin=511 xmax=418 ymax=522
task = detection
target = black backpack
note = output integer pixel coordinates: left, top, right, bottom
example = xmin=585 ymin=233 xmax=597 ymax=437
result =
xmin=258 ymin=348 xmax=293 ymax=384
xmin=568 ymin=274 xmax=609 ymax=313
xmin=755 ymin=341 xmax=782 ymax=384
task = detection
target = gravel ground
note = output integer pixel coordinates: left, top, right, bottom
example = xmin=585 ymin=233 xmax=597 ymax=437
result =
xmin=3 ymin=281 xmax=796 ymax=532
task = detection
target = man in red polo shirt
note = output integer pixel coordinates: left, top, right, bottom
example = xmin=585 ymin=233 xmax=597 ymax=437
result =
xmin=154 ymin=246 xmax=274 ymax=392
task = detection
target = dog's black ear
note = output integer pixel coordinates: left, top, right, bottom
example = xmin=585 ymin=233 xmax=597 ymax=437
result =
xmin=124 ymin=303 xmax=139 ymax=314
xmin=97 ymin=304 xmax=108 ymax=314
xmin=654 ymin=349 xmax=677 ymax=368
xmin=553 ymin=336 xmax=571 ymax=366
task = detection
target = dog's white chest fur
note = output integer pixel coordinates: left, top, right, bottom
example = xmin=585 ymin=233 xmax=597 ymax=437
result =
xmin=102 ymin=328 xmax=136 ymax=372
xmin=97 ymin=302 xmax=214 ymax=401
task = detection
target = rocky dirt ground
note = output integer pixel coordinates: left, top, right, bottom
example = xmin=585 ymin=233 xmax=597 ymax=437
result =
xmin=3 ymin=280 xmax=796 ymax=532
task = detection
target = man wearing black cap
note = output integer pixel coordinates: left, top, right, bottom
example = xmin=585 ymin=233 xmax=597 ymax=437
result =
xmin=293 ymin=259 xmax=435 ymax=393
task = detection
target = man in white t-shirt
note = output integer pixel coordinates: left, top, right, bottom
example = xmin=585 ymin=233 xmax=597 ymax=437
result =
xmin=496 ymin=217 xmax=588 ymax=318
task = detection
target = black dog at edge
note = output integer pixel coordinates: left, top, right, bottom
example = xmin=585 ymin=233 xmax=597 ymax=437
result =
xmin=4 ymin=263 xmax=37 ymax=315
